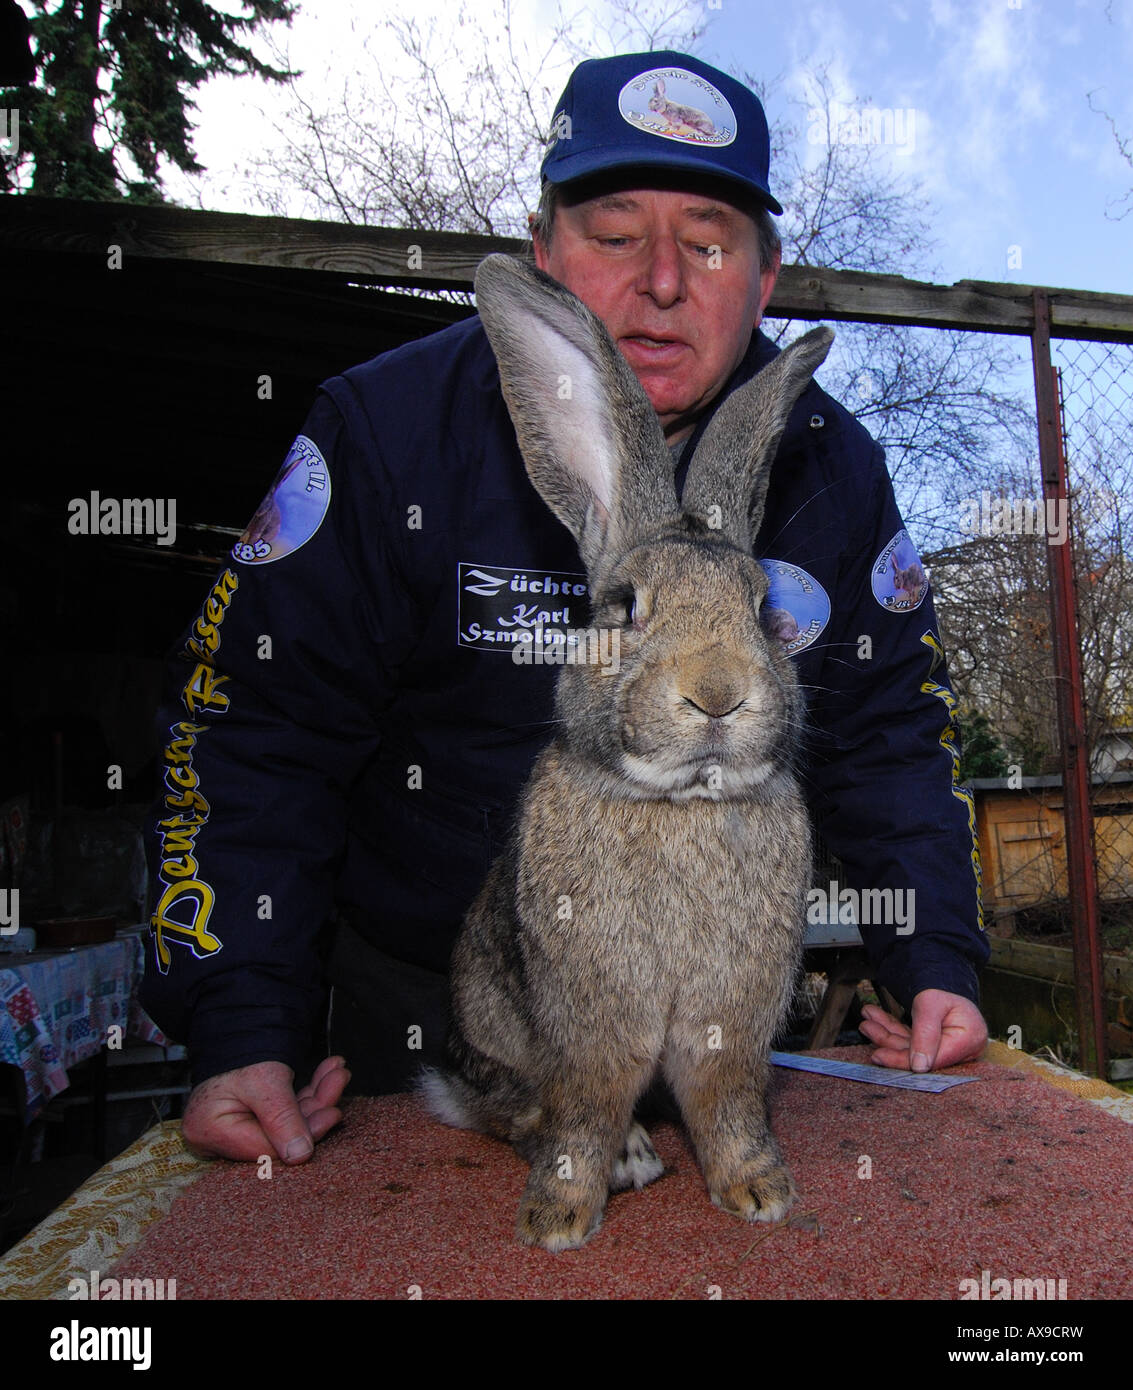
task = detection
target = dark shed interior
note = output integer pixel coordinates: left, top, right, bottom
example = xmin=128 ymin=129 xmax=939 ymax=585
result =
xmin=2 ymin=240 xmax=471 ymax=875
xmin=0 ymin=210 xmax=476 ymax=1235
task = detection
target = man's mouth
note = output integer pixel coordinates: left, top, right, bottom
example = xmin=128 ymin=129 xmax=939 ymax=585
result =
xmin=619 ymin=334 xmax=688 ymax=363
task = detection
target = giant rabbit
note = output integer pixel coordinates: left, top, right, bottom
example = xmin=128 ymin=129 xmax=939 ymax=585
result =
xmin=422 ymin=253 xmax=833 ymax=1251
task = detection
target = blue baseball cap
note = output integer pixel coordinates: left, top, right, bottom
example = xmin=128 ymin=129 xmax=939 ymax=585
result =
xmin=540 ymin=51 xmax=783 ymax=216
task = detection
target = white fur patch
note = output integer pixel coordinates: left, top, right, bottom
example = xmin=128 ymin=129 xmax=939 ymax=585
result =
xmin=416 ymin=1067 xmax=474 ymax=1129
xmin=609 ymin=1122 xmax=665 ymax=1191
xmin=620 ymin=753 xmax=776 ymax=798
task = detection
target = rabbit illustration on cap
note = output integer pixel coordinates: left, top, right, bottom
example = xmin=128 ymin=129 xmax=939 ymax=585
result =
xmin=419 ymin=253 xmax=834 ymax=1251
xmin=647 ymin=76 xmax=716 ymax=136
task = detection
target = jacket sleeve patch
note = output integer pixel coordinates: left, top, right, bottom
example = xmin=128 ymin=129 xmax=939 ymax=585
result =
xmin=232 ymin=435 xmax=331 ymax=566
xmin=872 ymin=529 xmax=928 ymax=613
xmin=759 ymin=559 xmax=831 ymax=655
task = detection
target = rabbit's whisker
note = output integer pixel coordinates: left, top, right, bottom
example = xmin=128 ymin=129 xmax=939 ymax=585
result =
xmin=759 ymin=481 xmax=845 ymax=550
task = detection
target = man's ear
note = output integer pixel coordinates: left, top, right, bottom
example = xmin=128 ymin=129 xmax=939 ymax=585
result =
xmin=528 ymin=212 xmax=551 ymax=273
xmin=756 ymin=246 xmax=782 ymax=325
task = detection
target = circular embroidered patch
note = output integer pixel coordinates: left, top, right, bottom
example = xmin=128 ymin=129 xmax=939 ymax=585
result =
xmin=618 ymin=65 xmax=737 ymax=147
xmin=759 ymin=559 xmax=831 ymax=656
xmin=232 ymin=435 xmax=331 ymax=565
xmin=872 ymin=529 xmax=929 ymax=612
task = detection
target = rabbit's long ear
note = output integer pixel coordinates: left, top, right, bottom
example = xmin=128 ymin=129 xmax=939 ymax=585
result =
xmin=681 ymin=326 xmax=835 ymax=552
xmin=474 ymin=254 xmax=676 ymax=574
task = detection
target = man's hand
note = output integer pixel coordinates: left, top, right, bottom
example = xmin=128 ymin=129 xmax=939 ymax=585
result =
xmin=181 ymin=1055 xmax=351 ymax=1163
xmin=859 ymin=990 xmax=988 ymax=1072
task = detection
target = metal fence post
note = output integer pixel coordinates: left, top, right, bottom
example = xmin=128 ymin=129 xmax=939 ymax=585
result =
xmin=1031 ymin=289 xmax=1108 ymax=1077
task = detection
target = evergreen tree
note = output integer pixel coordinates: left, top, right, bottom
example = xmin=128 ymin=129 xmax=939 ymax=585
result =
xmin=1 ymin=0 xmax=296 ymax=201
xmin=955 ymin=708 xmax=1011 ymax=783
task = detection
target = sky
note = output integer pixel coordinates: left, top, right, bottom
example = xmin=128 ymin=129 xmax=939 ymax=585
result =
xmin=153 ymin=0 xmax=1133 ymax=301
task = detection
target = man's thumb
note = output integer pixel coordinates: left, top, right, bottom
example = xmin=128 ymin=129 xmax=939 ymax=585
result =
xmin=249 ymin=1073 xmax=315 ymax=1163
xmin=908 ymin=993 xmax=948 ymax=1072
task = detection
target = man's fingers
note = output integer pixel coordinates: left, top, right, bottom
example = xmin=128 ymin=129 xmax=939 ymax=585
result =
xmin=859 ymin=1004 xmax=909 ymax=1034
xmin=305 ymin=1105 xmax=345 ymax=1143
xmin=256 ymin=1099 xmax=315 ymax=1163
xmin=297 ymin=1062 xmax=350 ymax=1142
xmin=858 ymin=1004 xmax=920 ymax=1070
xmin=857 ymin=1017 xmax=895 ymax=1046
xmin=296 ymin=1055 xmax=349 ymax=1105
xmin=304 ymin=1054 xmax=348 ymax=1094
xmin=868 ymin=1044 xmax=913 ymax=1069
xmin=858 ymin=994 xmax=989 ymax=1073
xmin=907 ymin=1034 xmax=938 ymax=1072
xmin=858 ymin=1005 xmax=909 ymax=1051
xmin=907 ymin=992 xmax=954 ymax=1072
xmin=179 ymin=1058 xmax=356 ymax=1164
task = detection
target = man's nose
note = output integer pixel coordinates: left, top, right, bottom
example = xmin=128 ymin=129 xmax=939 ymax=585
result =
xmin=637 ymin=235 xmax=686 ymax=308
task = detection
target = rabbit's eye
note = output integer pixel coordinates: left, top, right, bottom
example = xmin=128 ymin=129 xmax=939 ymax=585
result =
xmin=605 ymin=589 xmax=637 ymax=627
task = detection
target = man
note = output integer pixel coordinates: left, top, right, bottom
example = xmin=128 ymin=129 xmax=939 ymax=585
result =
xmin=142 ymin=52 xmax=988 ymax=1165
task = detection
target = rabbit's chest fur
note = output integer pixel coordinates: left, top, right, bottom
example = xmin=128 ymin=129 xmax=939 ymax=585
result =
xmin=509 ymin=742 xmax=809 ymax=1030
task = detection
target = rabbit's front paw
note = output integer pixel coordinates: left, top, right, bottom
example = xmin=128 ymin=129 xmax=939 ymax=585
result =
xmin=516 ymin=1172 xmax=606 ymax=1252
xmin=710 ymin=1160 xmax=797 ymax=1224
xmin=609 ymin=1121 xmax=664 ymax=1192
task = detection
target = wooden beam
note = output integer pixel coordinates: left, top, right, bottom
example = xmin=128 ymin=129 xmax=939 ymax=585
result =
xmin=3 ymin=195 xmax=1132 ymax=341
xmin=0 ymin=194 xmax=521 ymax=289
xmin=768 ymin=268 xmax=1133 ymax=342
xmin=989 ymin=938 xmax=1131 ymax=997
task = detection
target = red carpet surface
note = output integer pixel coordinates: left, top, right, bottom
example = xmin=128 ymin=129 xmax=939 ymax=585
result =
xmin=109 ymin=1047 xmax=1132 ymax=1300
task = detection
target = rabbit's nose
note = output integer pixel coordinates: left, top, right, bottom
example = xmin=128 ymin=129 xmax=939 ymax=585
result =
xmin=681 ymin=685 xmax=746 ymax=720
xmin=683 ymin=693 xmax=746 ymax=720
xmin=678 ymin=652 xmax=755 ymax=719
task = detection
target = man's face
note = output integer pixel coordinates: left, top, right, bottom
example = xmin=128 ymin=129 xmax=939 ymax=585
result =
xmin=533 ymin=183 xmax=780 ymax=441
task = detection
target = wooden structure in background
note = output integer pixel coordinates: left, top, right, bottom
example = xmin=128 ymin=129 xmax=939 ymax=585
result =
xmin=973 ymin=773 xmax=1133 ymax=922
xmin=4 ymin=195 xmax=1133 ymax=340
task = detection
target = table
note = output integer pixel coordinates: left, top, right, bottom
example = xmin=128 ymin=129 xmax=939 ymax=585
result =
xmin=0 ymin=1041 xmax=1129 ymax=1302
xmin=0 ymin=930 xmax=168 ymax=1123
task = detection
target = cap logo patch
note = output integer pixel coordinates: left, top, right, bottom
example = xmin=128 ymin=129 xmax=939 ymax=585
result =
xmin=618 ymin=66 xmax=737 ymax=147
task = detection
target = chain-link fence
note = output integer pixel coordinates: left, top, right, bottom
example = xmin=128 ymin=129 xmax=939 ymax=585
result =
xmin=784 ymin=315 xmax=1133 ymax=1073
xmin=931 ymin=335 xmax=1133 ymax=1071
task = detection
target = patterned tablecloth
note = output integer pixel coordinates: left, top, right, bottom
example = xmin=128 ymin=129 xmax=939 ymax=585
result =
xmin=0 ymin=1120 xmax=210 ymax=1300
xmin=0 ymin=931 xmax=168 ymax=1121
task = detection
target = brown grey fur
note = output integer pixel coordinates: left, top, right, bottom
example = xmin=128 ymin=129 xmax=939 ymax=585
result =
xmin=419 ymin=254 xmax=834 ymax=1251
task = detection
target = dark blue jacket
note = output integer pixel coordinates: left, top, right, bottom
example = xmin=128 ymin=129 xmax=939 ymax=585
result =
xmin=141 ymin=311 xmax=988 ymax=1087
